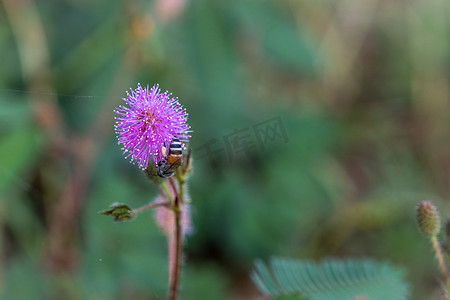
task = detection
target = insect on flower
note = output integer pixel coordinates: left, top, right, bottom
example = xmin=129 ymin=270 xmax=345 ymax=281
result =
xmin=157 ymin=138 xmax=184 ymax=178
xmin=114 ymin=84 xmax=191 ymax=170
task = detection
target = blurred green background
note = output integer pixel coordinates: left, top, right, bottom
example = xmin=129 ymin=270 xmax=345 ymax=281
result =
xmin=0 ymin=0 xmax=449 ymax=299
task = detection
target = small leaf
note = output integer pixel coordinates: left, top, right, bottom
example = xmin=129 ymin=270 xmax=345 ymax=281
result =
xmin=98 ymin=203 xmax=135 ymax=222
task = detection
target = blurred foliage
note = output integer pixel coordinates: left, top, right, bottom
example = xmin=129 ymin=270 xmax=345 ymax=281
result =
xmin=0 ymin=0 xmax=449 ymax=299
xmin=252 ymin=257 xmax=409 ymax=300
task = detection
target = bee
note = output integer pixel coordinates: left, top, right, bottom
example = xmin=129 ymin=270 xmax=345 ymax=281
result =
xmin=157 ymin=138 xmax=183 ymax=178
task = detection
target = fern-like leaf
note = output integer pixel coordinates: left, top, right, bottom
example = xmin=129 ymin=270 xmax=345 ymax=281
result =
xmin=251 ymin=257 xmax=409 ymax=300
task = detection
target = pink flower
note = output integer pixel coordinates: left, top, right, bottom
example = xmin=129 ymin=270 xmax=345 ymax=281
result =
xmin=114 ymin=84 xmax=191 ymax=169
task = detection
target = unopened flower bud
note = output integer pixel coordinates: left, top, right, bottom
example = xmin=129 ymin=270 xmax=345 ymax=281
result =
xmin=416 ymin=200 xmax=440 ymax=236
xmin=98 ymin=203 xmax=136 ymax=222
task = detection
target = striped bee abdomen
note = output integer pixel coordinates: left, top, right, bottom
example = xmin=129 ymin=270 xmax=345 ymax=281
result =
xmin=168 ymin=138 xmax=182 ymax=155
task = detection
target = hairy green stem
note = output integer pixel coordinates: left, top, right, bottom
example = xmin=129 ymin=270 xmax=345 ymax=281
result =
xmin=162 ymin=181 xmax=173 ymax=204
xmin=431 ymin=235 xmax=449 ymax=286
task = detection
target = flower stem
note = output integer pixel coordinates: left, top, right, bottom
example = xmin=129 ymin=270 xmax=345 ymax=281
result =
xmin=133 ymin=200 xmax=169 ymax=214
xmin=168 ymin=177 xmax=180 ymax=203
xmin=169 ymin=199 xmax=182 ymax=300
xmin=431 ymin=235 xmax=449 ymax=284
xmin=168 ymin=174 xmax=186 ymax=300
xmin=162 ymin=181 xmax=174 ymax=204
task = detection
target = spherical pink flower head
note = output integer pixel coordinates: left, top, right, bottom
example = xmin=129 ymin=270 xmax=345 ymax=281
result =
xmin=114 ymin=83 xmax=191 ymax=169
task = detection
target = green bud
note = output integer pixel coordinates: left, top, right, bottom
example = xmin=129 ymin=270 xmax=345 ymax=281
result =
xmin=98 ymin=203 xmax=135 ymax=222
xmin=416 ymin=200 xmax=441 ymax=236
